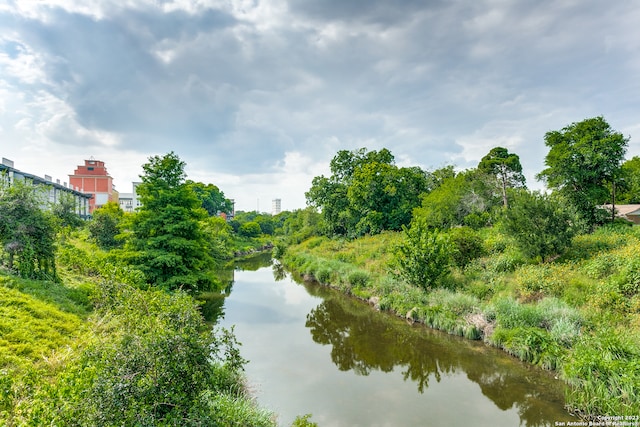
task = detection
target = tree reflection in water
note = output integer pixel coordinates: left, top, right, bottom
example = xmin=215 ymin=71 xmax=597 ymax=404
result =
xmin=302 ymin=280 xmax=573 ymax=427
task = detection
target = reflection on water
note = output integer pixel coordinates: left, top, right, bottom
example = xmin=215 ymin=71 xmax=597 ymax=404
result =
xmin=303 ymin=280 xmax=573 ymax=426
xmin=214 ymin=257 xmax=575 ymax=427
xmin=199 ymin=253 xmax=273 ymax=323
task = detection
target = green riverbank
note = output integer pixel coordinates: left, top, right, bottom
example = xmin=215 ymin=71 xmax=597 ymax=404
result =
xmin=0 ymin=237 xmax=282 ymax=426
xmin=278 ymin=227 xmax=640 ymax=419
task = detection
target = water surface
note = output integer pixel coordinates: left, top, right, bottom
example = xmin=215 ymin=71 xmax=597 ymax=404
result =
xmin=216 ymin=259 xmax=576 ymax=427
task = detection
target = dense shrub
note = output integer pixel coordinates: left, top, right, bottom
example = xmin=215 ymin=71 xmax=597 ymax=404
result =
xmin=448 ymin=226 xmax=484 ymax=269
xmin=391 ymin=220 xmax=452 ymax=290
xmin=20 ymin=281 xmax=275 ymax=426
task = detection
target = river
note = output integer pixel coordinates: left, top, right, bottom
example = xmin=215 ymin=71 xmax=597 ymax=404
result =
xmin=205 ymin=255 xmax=577 ymax=427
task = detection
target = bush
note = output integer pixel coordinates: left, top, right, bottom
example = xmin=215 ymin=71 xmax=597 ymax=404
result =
xmin=391 ymin=220 xmax=452 ymax=290
xmin=239 ymin=221 xmax=262 ymax=238
xmin=514 ymin=264 xmax=570 ymax=298
xmin=20 ymin=281 xmax=274 ymax=426
xmin=448 ymin=226 xmax=485 ymax=269
xmin=347 ymin=270 xmax=369 ymax=288
xmin=499 ymin=191 xmax=577 ymax=262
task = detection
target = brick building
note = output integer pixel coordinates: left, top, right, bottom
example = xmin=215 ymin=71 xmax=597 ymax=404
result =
xmin=69 ymin=159 xmax=117 ymax=213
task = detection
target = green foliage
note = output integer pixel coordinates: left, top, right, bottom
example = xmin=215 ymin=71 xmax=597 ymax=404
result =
xmin=617 ymin=155 xmax=640 ymax=203
xmin=88 ymin=201 xmax=124 ymax=249
xmin=537 ymin=116 xmax=628 ymax=228
xmin=563 ymin=330 xmax=640 ymax=417
xmin=477 ymin=146 xmax=526 ymax=208
xmin=391 ymin=219 xmax=451 ymax=290
xmin=57 ymin=241 xmax=146 ymax=288
xmin=201 ymin=215 xmax=234 ymax=261
xmin=0 ymin=179 xmax=57 ymax=280
xmin=186 ymin=180 xmax=233 ymax=216
xmin=306 ymin=147 xmax=428 ymax=237
xmin=232 ymin=211 xmax=277 ymax=236
xmin=280 ymin=207 xmax=322 ymax=244
xmin=347 ymin=270 xmax=370 ymax=288
xmin=0 ymin=276 xmax=85 ymax=371
xmin=414 ymin=169 xmax=498 ymax=230
xmin=127 ymin=152 xmax=216 ymax=292
xmin=50 ymin=192 xmax=84 ymax=228
xmin=19 ymin=280 xmax=275 ymax=426
xmin=239 ymin=221 xmax=262 ymax=237
xmin=489 ymin=326 xmax=563 ymax=370
xmin=447 ymin=226 xmax=484 ymax=269
xmin=291 ymin=414 xmax=319 ymax=427
xmin=514 ymin=264 xmax=569 ymax=298
xmin=499 ymin=190 xmax=577 ymax=262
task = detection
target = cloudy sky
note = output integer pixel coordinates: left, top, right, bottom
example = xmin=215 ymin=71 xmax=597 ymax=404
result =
xmin=2 ymin=0 xmax=640 ymax=212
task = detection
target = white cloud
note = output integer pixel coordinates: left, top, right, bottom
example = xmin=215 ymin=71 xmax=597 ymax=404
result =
xmin=2 ymin=0 xmax=640 ymax=211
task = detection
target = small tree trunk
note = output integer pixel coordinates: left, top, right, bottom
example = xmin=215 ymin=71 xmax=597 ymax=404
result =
xmin=612 ymin=177 xmax=616 ymax=223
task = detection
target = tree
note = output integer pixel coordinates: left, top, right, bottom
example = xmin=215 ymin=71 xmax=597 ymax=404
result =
xmin=306 ymin=147 xmax=429 ymax=237
xmin=500 ymin=190 xmax=577 ymax=262
xmin=617 ymin=156 xmax=640 ymax=204
xmin=238 ymin=221 xmax=261 ymax=238
xmin=51 ymin=192 xmax=84 ymax=228
xmin=128 ymin=152 xmax=215 ymax=291
xmin=187 ymin=181 xmax=233 ymax=216
xmin=88 ymin=201 xmax=124 ymax=249
xmin=413 ymin=169 xmax=498 ymax=230
xmin=537 ymin=117 xmax=628 ymax=228
xmin=391 ymin=219 xmax=451 ymax=290
xmin=348 ymin=164 xmax=429 ymax=236
xmin=0 ymin=178 xmax=57 ymax=279
xmin=478 ymin=147 xmax=526 ymax=208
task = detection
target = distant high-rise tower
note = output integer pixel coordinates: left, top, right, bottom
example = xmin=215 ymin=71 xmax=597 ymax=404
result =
xmin=69 ymin=159 xmax=116 ymax=213
xmin=272 ymin=198 xmax=281 ymax=215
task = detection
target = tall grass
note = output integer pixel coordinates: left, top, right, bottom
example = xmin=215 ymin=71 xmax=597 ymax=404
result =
xmin=563 ymin=330 xmax=640 ymax=417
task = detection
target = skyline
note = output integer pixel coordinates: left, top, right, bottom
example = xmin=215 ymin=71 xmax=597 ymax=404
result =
xmin=2 ymin=1 xmax=640 ymax=211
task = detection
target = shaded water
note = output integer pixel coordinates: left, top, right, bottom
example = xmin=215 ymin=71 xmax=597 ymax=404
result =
xmin=209 ymin=256 xmax=576 ymax=427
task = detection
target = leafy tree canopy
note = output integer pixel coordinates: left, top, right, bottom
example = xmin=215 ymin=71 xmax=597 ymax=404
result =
xmin=187 ymin=180 xmax=233 ymax=216
xmin=478 ymin=146 xmax=526 ymax=208
xmin=617 ymin=156 xmax=640 ymax=204
xmin=128 ymin=152 xmax=215 ymax=291
xmin=88 ymin=201 xmax=124 ymax=249
xmin=306 ymin=147 xmax=429 ymax=237
xmin=537 ymin=116 xmax=628 ymax=228
xmin=51 ymin=192 xmax=84 ymax=228
xmin=414 ymin=169 xmax=499 ymax=230
xmin=500 ymin=190 xmax=578 ymax=262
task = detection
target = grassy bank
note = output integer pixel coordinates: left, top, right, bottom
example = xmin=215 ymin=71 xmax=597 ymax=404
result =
xmin=0 ymin=234 xmax=277 ymax=426
xmin=279 ymin=227 xmax=640 ymax=418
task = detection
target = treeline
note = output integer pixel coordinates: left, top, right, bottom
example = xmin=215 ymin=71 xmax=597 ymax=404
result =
xmin=0 ymin=151 xmax=282 ymax=291
xmin=304 ymin=116 xmax=632 ymax=240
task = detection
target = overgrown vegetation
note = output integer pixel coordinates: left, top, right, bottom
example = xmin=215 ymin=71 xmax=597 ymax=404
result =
xmin=1 ymin=235 xmax=278 ymax=426
xmin=275 ymin=118 xmax=640 ymax=419
xmin=278 ymin=224 xmax=640 ymax=418
xmin=3 ymin=118 xmax=639 ymax=421
xmin=0 ymin=153 xmax=298 ymax=426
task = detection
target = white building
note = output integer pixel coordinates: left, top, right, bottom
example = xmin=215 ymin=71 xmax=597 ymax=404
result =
xmin=118 ymin=181 xmax=142 ymax=213
xmin=0 ymin=157 xmax=92 ymax=218
xmin=272 ymin=198 xmax=281 ymax=215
